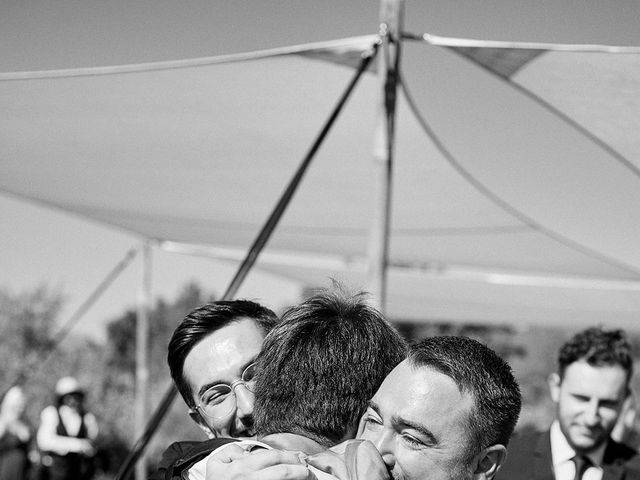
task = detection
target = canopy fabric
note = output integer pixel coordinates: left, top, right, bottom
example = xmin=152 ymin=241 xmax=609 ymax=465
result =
xmin=2 ymin=31 xmax=640 ymax=327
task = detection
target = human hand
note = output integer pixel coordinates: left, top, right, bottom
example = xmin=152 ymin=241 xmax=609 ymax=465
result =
xmin=76 ymin=439 xmax=96 ymax=456
xmin=205 ymin=444 xmax=317 ymax=480
xmin=10 ymin=421 xmax=30 ymax=442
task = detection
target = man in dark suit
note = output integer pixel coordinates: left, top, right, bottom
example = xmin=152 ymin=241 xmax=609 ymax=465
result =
xmin=499 ymin=327 xmax=640 ymax=480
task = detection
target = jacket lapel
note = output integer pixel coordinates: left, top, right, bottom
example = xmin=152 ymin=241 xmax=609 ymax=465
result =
xmin=602 ymin=463 xmax=625 ymax=480
xmin=602 ymin=440 xmax=629 ymax=480
xmin=533 ymin=432 xmax=556 ymax=480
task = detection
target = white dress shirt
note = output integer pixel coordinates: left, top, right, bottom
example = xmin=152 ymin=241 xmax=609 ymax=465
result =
xmin=37 ymin=405 xmax=98 ymax=455
xmin=550 ymin=421 xmax=605 ymax=480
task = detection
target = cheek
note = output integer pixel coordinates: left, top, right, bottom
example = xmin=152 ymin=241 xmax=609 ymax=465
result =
xmin=209 ymin=415 xmax=233 ymax=436
xmin=558 ymin=396 xmax=580 ymax=416
xmin=599 ymin=408 xmax=621 ymax=427
xmin=358 ymin=426 xmax=379 ymax=443
xmin=356 ymin=416 xmax=368 ymax=438
xmin=394 ymin=449 xmax=440 ymax=480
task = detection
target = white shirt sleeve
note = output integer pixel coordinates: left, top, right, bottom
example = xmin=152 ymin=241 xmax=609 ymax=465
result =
xmin=36 ymin=406 xmax=93 ymax=455
xmin=83 ymin=412 xmax=99 ymax=441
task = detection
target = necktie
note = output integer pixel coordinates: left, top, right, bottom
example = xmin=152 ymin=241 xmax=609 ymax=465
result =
xmin=572 ymin=455 xmax=591 ymax=480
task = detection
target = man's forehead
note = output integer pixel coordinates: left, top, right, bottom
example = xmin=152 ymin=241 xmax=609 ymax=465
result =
xmin=375 ymin=361 xmax=474 ymax=425
xmin=208 ymin=317 xmax=265 ymax=351
xmin=183 ymin=318 xmax=265 ymax=391
xmin=560 ymin=360 xmax=628 ymax=397
xmin=563 ymin=360 xmax=627 ymax=378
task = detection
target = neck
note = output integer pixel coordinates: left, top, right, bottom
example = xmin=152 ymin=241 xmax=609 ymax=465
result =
xmin=259 ymin=432 xmax=329 ymax=454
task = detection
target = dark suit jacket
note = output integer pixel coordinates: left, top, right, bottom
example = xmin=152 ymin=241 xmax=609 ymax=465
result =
xmin=148 ymin=438 xmax=237 ymax=480
xmin=498 ymin=429 xmax=640 ymax=480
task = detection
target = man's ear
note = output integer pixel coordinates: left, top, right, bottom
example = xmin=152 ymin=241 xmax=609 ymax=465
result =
xmin=473 ymin=444 xmax=507 ymax=480
xmin=188 ymin=408 xmax=216 ymax=439
xmin=548 ymin=372 xmax=561 ymax=403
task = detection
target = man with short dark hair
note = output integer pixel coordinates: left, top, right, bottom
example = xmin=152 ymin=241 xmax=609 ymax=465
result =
xmin=199 ymin=288 xmax=408 ymax=480
xmin=254 ymin=290 xmax=408 ymax=445
xmin=168 ymin=300 xmax=278 ymax=439
xmin=499 ymin=327 xmax=640 ymax=480
xmin=359 ymin=335 xmax=522 ymax=480
xmin=206 ymin=335 xmax=520 ymax=480
xmin=150 ymin=300 xmax=278 ymax=480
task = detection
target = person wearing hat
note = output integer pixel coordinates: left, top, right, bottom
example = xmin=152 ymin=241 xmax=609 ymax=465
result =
xmin=36 ymin=376 xmax=98 ymax=480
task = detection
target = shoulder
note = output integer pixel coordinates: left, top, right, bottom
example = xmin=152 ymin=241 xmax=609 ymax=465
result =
xmin=150 ymin=438 xmax=238 ymax=480
xmin=497 ymin=428 xmax=549 ymax=480
xmin=604 ymin=438 xmax=640 ymax=467
xmin=41 ymin=405 xmax=57 ymax=416
xmin=39 ymin=406 xmax=59 ymax=423
xmin=162 ymin=438 xmax=236 ymax=463
xmin=307 ymin=439 xmax=389 ymax=480
xmin=505 ymin=428 xmax=548 ymax=455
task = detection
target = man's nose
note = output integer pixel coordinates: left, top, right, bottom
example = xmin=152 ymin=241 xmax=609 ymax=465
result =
xmin=234 ymin=383 xmax=255 ymax=418
xmin=584 ymin=398 xmax=600 ymax=425
xmin=373 ymin=430 xmax=396 ymax=469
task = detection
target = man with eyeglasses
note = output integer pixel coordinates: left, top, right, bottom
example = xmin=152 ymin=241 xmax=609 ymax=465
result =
xmin=149 ymin=300 xmax=278 ymax=480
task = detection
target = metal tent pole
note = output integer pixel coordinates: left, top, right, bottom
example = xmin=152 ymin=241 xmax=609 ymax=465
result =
xmin=115 ymin=49 xmax=377 ymax=480
xmin=367 ymin=0 xmax=403 ymax=311
xmin=135 ymin=240 xmax=152 ymax=480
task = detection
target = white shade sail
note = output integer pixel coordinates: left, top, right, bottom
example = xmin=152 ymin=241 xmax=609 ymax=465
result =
xmin=2 ymin=22 xmax=640 ymax=328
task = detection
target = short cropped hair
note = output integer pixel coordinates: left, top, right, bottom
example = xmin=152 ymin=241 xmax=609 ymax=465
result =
xmin=558 ymin=327 xmax=633 ymax=383
xmin=408 ymin=336 xmax=521 ymax=459
xmin=254 ymin=289 xmax=408 ymax=447
xmin=168 ymin=300 xmax=278 ymax=408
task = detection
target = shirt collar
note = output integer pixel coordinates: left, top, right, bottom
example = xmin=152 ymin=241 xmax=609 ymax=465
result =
xmin=550 ymin=421 xmax=606 ymax=468
xmin=259 ymin=432 xmax=327 ymax=455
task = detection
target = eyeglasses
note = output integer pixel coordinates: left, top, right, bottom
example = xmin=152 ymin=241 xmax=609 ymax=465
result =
xmin=194 ymin=363 xmax=257 ymax=420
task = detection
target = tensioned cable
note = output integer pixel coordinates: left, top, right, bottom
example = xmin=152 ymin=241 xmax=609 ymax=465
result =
xmin=48 ymin=246 xmax=139 ymax=350
xmin=96 ymin=210 xmax=527 ymax=236
xmin=115 ymin=41 xmax=379 ymax=480
xmin=0 ymin=35 xmax=378 ymax=81
xmin=398 ymin=72 xmax=640 ymax=278
xmin=407 ymin=32 xmax=640 ymax=54
xmin=404 ymin=32 xmax=640 ymax=182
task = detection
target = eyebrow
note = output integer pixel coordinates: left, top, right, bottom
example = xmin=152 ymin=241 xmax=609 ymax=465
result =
xmin=196 ymin=357 xmax=257 ymax=400
xmin=368 ymin=400 xmax=438 ymax=444
xmin=367 ymin=400 xmax=381 ymax=415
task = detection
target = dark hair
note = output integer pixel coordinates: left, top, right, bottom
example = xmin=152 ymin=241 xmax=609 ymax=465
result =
xmin=408 ymin=336 xmax=521 ymax=459
xmin=56 ymin=392 xmax=87 ymax=416
xmin=558 ymin=327 xmax=633 ymax=382
xmin=168 ymin=300 xmax=278 ymax=408
xmin=254 ymin=288 xmax=408 ymax=447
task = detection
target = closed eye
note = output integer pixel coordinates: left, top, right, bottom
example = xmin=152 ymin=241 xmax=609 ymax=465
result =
xmin=202 ymin=386 xmax=231 ymax=406
xmin=362 ymin=408 xmax=383 ymax=430
xmin=401 ymin=434 xmax=426 ymax=448
xmin=572 ymin=394 xmax=590 ymax=402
